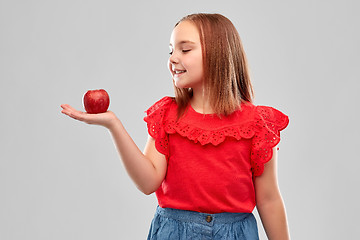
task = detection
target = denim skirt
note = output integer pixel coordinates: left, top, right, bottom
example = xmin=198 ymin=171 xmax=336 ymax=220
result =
xmin=147 ymin=206 xmax=259 ymax=240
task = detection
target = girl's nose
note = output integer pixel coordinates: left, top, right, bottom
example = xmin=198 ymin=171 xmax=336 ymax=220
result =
xmin=169 ymin=53 xmax=179 ymax=64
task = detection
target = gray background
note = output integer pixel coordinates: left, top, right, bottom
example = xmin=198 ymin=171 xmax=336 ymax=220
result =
xmin=1 ymin=0 xmax=359 ymax=239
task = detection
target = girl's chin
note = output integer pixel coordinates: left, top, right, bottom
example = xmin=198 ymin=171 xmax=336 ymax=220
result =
xmin=173 ymin=78 xmax=203 ymax=90
xmin=173 ymin=79 xmax=188 ymax=89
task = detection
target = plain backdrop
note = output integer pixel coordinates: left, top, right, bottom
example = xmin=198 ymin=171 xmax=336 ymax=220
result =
xmin=1 ymin=0 xmax=359 ymax=239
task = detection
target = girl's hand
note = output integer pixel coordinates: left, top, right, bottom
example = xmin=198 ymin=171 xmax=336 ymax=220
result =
xmin=60 ymin=104 xmax=118 ymax=129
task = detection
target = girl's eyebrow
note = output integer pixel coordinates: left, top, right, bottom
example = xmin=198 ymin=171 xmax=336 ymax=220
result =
xmin=169 ymin=40 xmax=196 ymax=46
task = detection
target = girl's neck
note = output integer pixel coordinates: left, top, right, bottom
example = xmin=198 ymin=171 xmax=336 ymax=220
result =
xmin=190 ymin=87 xmax=214 ymax=114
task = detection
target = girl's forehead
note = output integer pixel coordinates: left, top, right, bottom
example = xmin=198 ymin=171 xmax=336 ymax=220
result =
xmin=170 ymin=21 xmax=200 ymax=46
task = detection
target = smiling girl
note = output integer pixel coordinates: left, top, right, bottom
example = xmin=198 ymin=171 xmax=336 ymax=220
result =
xmin=61 ymin=13 xmax=290 ymax=240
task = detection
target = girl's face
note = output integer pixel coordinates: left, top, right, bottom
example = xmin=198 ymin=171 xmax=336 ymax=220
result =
xmin=168 ymin=21 xmax=204 ymax=90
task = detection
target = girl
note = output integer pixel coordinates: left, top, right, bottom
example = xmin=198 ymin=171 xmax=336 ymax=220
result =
xmin=61 ymin=13 xmax=290 ymax=240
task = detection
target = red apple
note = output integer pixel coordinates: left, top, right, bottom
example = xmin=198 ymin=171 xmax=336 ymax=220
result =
xmin=83 ymin=89 xmax=110 ymax=114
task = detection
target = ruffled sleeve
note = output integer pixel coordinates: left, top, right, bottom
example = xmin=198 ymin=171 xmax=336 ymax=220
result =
xmin=251 ymin=106 xmax=289 ymax=176
xmin=143 ymin=96 xmax=173 ymax=157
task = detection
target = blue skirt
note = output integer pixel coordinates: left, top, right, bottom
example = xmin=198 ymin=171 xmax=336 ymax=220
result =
xmin=147 ymin=206 xmax=259 ymax=240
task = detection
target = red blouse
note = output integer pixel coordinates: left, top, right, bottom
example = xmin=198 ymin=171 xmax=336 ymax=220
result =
xmin=144 ymin=97 xmax=289 ymax=214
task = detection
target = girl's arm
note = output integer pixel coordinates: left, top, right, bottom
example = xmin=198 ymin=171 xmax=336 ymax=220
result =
xmin=60 ymin=104 xmax=167 ymax=195
xmin=254 ymin=147 xmax=291 ymax=240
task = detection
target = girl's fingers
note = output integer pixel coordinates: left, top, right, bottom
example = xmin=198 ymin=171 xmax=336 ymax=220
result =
xmin=60 ymin=104 xmax=85 ymax=121
xmin=60 ymin=104 xmax=77 ymax=112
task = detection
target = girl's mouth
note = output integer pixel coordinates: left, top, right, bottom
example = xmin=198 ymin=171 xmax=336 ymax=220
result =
xmin=174 ymin=70 xmax=186 ymax=77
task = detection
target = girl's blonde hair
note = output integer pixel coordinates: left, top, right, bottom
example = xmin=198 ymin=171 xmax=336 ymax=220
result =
xmin=173 ymin=13 xmax=254 ymax=118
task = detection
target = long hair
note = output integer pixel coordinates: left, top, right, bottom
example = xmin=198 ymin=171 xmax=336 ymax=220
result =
xmin=173 ymin=13 xmax=254 ymax=118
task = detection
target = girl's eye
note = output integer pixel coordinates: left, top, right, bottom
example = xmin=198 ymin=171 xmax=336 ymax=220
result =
xmin=169 ymin=49 xmax=190 ymax=55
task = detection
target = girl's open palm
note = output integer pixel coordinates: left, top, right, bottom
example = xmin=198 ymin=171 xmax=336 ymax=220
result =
xmin=60 ymin=104 xmax=117 ymax=129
